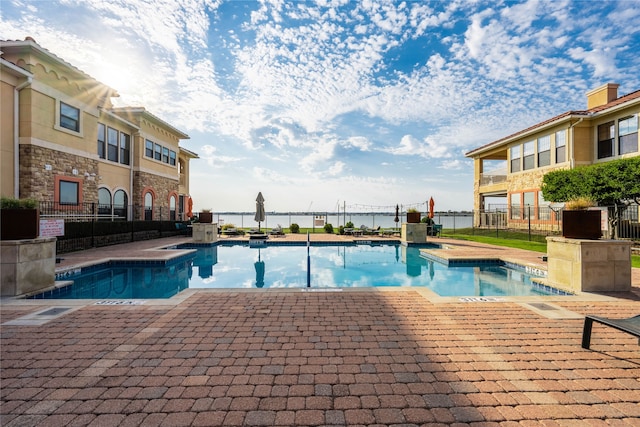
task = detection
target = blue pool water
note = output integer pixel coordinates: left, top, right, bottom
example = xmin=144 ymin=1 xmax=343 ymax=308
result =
xmin=39 ymin=243 xmax=559 ymax=299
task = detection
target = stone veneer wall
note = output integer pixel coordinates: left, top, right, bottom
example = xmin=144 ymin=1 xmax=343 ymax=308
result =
xmin=133 ymin=171 xmax=179 ymax=219
xmin=19 ymin=145 xmax=99 ymax=202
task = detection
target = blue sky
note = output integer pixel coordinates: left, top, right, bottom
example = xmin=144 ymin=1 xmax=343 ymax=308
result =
xmin=2 ymin=0 xmax=639 ymax=213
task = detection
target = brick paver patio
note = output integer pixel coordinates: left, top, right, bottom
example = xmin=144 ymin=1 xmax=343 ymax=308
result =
xmin=2 ymin=236 xmax=639 ymax=426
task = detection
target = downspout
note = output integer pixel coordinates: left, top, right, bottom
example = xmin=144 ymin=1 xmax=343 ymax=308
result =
xmin=130 ymin=132 xmax=137 ymax=220
xmin=568 ymin=117 xmax=584 ymax=169
xmin=14 ymin=77 xmax=33 ymax=198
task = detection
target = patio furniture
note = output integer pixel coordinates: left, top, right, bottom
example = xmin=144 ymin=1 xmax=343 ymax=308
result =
xmin=581 ymin=314 xmax=640 ymax=349
xmin=270 ymin=225 xmax=284 ymax=237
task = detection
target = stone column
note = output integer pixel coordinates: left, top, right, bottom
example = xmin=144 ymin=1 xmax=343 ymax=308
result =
xmin=546 ymin=236 xmax=632 ymax=293
xmin=1 ymin=237 xmax=56 ymax=296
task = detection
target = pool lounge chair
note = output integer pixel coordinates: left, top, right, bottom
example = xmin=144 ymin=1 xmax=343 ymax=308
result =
xmin=581 ymin=314 xmax=640 ymax=349
xmin=222 ymin=227 xmax=241 ymax=235
xmin=270 ymin=225 xmax=284 ymax=236
xmin=364 ymin=225 xmax=381 ymax=235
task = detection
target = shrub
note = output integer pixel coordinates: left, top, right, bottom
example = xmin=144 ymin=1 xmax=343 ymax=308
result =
xmin=221 ymin=223 xmax=236 ymax=230
xmin=0 ymin=197 xmax=38 ymax=209
xmin=345 ymin=221 xmax=354 ymax=228
xmin=290 ymin=223 xmax=300 ymax=233
xmin=324 ymin=223 xmax=334 ymax=234
xmin=338 ymin=225 xmax=345 ymax=235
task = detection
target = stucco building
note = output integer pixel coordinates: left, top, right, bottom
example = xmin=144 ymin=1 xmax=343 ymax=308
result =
xmin=465 ymin=83 xmax=640 ymax=230
xmin=1 ymin=37 xmax=197 ymax=221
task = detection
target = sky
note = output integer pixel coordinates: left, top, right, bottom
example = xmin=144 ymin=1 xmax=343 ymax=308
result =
xmin=2 ymin=0 xmax=640 ymax=213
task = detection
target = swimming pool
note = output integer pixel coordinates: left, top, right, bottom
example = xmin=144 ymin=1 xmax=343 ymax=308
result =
xmin=40 ymin=243 xmax=558 ymax=299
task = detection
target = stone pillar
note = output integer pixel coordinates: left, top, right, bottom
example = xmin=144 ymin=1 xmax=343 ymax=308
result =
xmin=546 ymin=236 xmax=632 ymax=293
xmin=1 ymin=237 xmax=57 ymax=296
xmin=192 ymin=223 xmax=218 ymax=243
xmin=401 ymin=223 xmax=428 ymax=244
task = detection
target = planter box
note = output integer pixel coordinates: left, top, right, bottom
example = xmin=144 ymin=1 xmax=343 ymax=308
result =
xmin=406 ymin=212 xmax=421 ymax=224
xmin=1 ymin=209 xmax=40 ymax=240
xmin=198 ymin=212 xmax=213 ymax=224
xmin=562 ymin=210 xmax=601 ymax=239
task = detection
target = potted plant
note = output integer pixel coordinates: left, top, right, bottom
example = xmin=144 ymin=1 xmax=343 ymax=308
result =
xmin=406 ymin=208 xmax=421 ymax=224
xmin=198 ymin=209 xmax=213 ymax=224
xmin=1 ymin=197 xmax=40 ymax=240
xmin=562 ymin=196 xmax=601 ymax=239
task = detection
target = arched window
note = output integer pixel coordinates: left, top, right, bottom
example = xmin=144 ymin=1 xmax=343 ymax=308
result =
xmin=114 ymin=190 xmax=128 ymax=220
xmin=144 ymin=192 xmax=153 ymax=221
xmin=169 ymin=195 xmax=177 ymax=221
xmin=98 ymin=188 xmax=112 ymax=218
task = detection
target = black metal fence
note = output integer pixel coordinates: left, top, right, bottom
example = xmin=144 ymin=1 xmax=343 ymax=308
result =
xmin=39 ymin=202 xmax=639 ymax=253
xmin=467 ymin=203 xmax=640 ymax=243
xmin=39 ymin=202 xmax=190 ymax=254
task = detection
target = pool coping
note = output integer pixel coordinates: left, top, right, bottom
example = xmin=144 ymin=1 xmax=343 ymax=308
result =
xmin=2 ymin=235 xmax=636 ymax=311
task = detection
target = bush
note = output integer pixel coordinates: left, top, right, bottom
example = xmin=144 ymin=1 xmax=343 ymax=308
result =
xmin=221 ymin=223 xmax=236 ymax=230
xmin=345 ymin=221 xmax=354 ymax=228
xmin=338 ymin=225 xmax=345 ymax=235
xmin=0 ymin=197 xmax=38 ymax=209
xmin=324 ymin=223 xmax=334 ymax=234
xmin=290 ymin=223 xmax=300 ymax=233
xmin=421 ymin=216 xmax=434 ymax=225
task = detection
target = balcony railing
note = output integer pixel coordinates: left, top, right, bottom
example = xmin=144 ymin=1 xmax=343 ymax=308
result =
xmin=480 ymin=173 xmax=507 ymax=186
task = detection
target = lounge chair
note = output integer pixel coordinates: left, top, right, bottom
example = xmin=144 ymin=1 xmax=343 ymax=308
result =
xmin=222 ymin=227 xmax=241 ymax=235
xmin=269 ymin=225 xmax=284 ymax=236
xmin=581 ymin=314 xmax=640 ymax=349
xmin=364 ymin=225 xmax=381 ymax=235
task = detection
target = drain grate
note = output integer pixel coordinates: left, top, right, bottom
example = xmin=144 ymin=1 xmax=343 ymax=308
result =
xmin=38 ymin=307 xmax=71 ymax=316
xmin=528 ymin=303 xmax=558 ymax=311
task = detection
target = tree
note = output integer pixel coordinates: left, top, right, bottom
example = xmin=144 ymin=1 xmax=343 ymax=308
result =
xmin=541 ymin=156 xmax=640 ymax=238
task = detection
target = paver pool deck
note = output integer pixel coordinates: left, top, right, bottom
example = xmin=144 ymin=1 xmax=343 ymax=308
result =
xmin=1 ymin=235 xmax=639 ymax=426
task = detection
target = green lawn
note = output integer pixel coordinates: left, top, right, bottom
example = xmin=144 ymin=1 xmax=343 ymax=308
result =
xmin=444 ymin=233 xmax=548 ymax=253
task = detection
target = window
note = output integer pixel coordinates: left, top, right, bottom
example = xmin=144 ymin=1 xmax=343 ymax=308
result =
xmin=98 ymin=187 xmax=112 ymax=217
xmin=537 ymin=136 xmax=551 ymax=167
xmin=97 ymin=123 xmax=106 ymax=159
xmin=169 ymin=195 xmax=177 ymax=221
xmin=169 ymin=150 xmax=176 ymax=166
xmin=120 ymin=133 xmax=130 ymax=165
xmin=538 ymin=191 xmax=550 ymax=221
xmin=523 ymin=141 xmax=535 ymax=170
xmin=154 ymin=143 xmax=162 ymax=161
xmin=619 ymin=115 xmax=638 ymax=155
xmin=59 ymin=180 xmax=79 ymax=205
xmin=598 ymin=121 xmax=615 ymax=159
xmin=114 ymin=190 xmax=128 ymax=220
xmin=510 ymin=193 xmax=521 ymax=220
xmin=162 ymin=147 xmax=169 ymax=163
xmin=510 ymin=145 xmax=521 ymax=173
xmin=60 ymin=102 xmax=80 ymax=132
xmin=523 ymin=192 xmax=535 ymax=219
xmin=145 ymin=139 xmax=154 ymax=157
xmin=144 ymin=192 xmax=153 ymax=221
xmin=555 ymin=130 xmax=566 ymax=163
xmin=107 ymin=127 xmax=118 ymax=162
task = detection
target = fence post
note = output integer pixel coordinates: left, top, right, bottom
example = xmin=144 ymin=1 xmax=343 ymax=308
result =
xmin=91 ymin=202 xmax=96 ymax=248
xmin=495 ymin=209 xmax=499 ymax=238
xmin=528 ymin=205 xmax=532 ymax=241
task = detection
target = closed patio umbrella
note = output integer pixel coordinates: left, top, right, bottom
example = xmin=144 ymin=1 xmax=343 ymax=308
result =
xmin=394 ymin=204 xmax=399 ymax=229
xmin=186 ymin=197 xmax=193 ymax=219
xmin=255 ymin=192 xmax=265 ymax=231
xmin=429 ymin=197 xmax=435 ymax=219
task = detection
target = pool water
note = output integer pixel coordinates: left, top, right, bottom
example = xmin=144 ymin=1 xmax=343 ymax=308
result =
xmin=40 ymin=243 xmax=555 ymax=299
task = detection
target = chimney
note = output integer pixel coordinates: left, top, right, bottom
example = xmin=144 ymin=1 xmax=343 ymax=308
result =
xmin=586 ymin=83 xmax=619 ymax=109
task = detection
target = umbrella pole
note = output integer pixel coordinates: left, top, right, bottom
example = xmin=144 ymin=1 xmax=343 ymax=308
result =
xmin=306 ymin=232 xmax=311 ymax=288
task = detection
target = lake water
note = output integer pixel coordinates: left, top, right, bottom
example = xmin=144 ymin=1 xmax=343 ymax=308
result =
xmin=210 ymin=212 xmax=472 ymax=230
